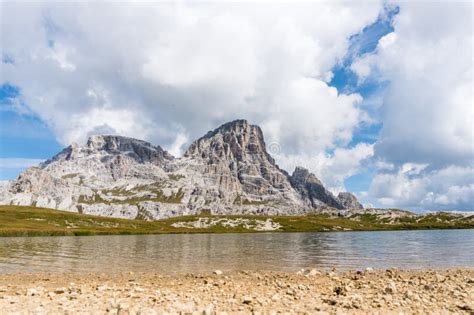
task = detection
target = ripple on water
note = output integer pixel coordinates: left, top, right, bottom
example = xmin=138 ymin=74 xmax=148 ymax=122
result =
xmin=0 ymin=229 xmax=473 ymax=273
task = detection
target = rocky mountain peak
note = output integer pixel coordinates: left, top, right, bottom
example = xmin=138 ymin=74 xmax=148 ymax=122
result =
xmin=182 ymin=119 xmax=298 ymax=206
xmin=83 ymin=135 xmax=174 ymax=164
xmin=87 ymin=135 xmax=172 ymax=158
xmin=338 ymin=192 xmax=363 ymax=209
xmin=184 ymin=119 xmax=273 ymax=164
xmin=2 ymin=119 xmax=365 ymax=219
xmin=289 ymin=167 xmax=343 ymax=209
xmin=291 ymin=167 xmax=323 ymax=187
xmin=40 ymin=135 xmax=173 ymax=174
xmin=201 ymin=119 xmax=255 ymax=139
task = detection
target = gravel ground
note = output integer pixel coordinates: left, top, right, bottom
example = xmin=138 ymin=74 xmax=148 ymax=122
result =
xmin=0 ymin=269 xmax=472 ymax=314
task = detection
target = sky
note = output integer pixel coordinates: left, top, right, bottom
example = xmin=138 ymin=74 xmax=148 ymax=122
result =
xmin=0 ymin=1 xmax=473 ymax=212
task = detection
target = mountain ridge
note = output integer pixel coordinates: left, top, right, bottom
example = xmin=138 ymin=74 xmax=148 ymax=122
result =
xmin=0 ymin=119 xmax=363 ymax=220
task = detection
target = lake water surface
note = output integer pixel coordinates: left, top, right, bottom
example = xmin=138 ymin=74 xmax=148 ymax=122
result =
xmin=0 ymin=230 xmax=473 ymax=273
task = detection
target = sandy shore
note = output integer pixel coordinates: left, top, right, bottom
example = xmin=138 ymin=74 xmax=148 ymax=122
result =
xmin=0 ymin=269 xmax=472 ymax=314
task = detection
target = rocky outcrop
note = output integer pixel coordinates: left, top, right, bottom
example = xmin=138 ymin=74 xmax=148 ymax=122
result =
xmin=42 ymin=136 xmax=173 ymax=169
xmin=338 ymin=192 xmax=363 ymax=210
xmin=184 ymin=120 xmax=302 ymax=210
xmin=1 ymin=119 xmax=363 ymax=219
xmin=86 ymin=136 xmax=174 ymax=164
xmin=289 ymin=167 xmax=343 ymax=209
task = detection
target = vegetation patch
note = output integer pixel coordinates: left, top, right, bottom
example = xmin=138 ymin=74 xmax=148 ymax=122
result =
xmin=0 ymin=205 xmax=472 ymax=237
xmin=61 ymin=173 xmax=80 ymax=179
xmin=234 ymin=195 xmax=269 ymax=206
xmin=168 ymin=174 xmax=185 ymax=181
xmin=77 ymin=186 xmax=185 ymax=206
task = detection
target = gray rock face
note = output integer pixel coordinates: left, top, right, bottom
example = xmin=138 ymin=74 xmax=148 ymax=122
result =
xmin=337 ymin=192 xmax=363 ymax=210
xmin=0 ymin=119 xmax=363 ymax=219
xmin=43 ymin=136 xmax=173 ymax=167
xmin=184 ymin=120 xmax=300 ymax=208
xmin=289 ymin=167 xmax=344 ymax=209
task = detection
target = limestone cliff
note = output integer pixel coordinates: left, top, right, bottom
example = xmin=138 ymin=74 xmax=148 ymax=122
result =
xmin=0 ymin=120 xmax=363 ymax=219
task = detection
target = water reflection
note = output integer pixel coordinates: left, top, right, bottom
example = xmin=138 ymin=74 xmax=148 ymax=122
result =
xmin=0 ymin=230 xmax=473 ymax=273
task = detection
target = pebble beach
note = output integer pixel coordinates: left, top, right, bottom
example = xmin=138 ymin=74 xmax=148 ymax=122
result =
xmin=0 ymin=268 xmax=472 ymax=314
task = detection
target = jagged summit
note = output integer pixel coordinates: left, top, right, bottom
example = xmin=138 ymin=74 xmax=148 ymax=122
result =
xmin=86 ymin=135 xmax=152 ymax=151
xmin=43 ymin=135 xmax=173 ymax=168
xmin=86 ymin=135 xmax=174 ymax=162
xmin=183 ymin=119 xmax=296 ymax=207
xmin=338 ymin=192 xmax=363 ymax=210
xmin=184 ymin=119 xmax=272 ymax=163
xmin=199 ymin=119 xmax=255 ymax=139
xmin=289 ymin=167 xmax=343 ymax=209
xmin=1 ymin=120 xmax=363 ymax=220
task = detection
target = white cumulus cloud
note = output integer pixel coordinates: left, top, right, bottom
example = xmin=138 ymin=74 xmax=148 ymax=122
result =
xmin=351 ymin=1 xmax=474 ymax=210
xmin=275 ymin=143 xmax=374 ymax=193
xmin=352 ymin=1 xmax=473 ymax=168
xmin=367 ymin=165 xmax=474 ymax=211
xmin=1 ymin=1 xmax=381 ymax=158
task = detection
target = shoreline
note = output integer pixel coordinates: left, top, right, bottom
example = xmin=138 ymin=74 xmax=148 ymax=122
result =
xmin=1 ymin=226 xmax=473 ymax=239
xmin=0 ymin=269 xmax=472 ymax=313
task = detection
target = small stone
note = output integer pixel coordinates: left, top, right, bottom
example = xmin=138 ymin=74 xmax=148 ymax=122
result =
xmin=306 ymin=268 xmax=320 ymax=276
xmin=334 ymin=286 xmax=346 ymax=296
xmin=365 ymin=267 xmax=374 ymax=273
xmin=54 ymin=287 xmax=66 ymax=294
xmin=27 ymin=288 xmax=38 ymax=296
xmin=384 ymin=281 xmax=397 ymax=294
xmin=271 ymin=294 xmax=280 ymax=302
xmin=242 ymin=296 xmax=253 ymax=304
xmin=213 ymin=270 xmax=223 ymax=275
xmin=203 ymin=303 xmax=214 ymax=314
xmin=457 ymin=304 xmax=473 ymax=311
xmin=325 ymin=299 xmax=337 ymax=306
xmin=118 ymin=302 xmax=129 ymax=311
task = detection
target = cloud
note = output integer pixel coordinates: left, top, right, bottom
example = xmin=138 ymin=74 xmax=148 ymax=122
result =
xmin=1 ymin=1 xmax=381 ymax=158
xmin=351 ymin=1 xmax=474 ymax=210
xmin=275 ymin=143 xmax=374 ymax=193
xmin=367 ymin=165 xmax=474 ymax=211
xmin=352 ymin=1 xmax=473 ymax=168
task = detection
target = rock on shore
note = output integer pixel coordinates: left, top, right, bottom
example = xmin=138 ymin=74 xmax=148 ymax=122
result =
xmin=0 ymin=269 xmax=472 ymax=314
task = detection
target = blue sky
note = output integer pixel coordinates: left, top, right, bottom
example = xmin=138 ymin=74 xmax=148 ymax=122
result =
xmin=1 ymin=1 xmax=472 ymax=211
xmin=0 ymin=85 xmax=62 ymax=178
xmin=329 ymin=6 xmax=398 ymax=196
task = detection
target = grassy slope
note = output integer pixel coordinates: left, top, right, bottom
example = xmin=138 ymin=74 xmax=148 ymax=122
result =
xmin=0 ymin=205 xmax=472 ymax=237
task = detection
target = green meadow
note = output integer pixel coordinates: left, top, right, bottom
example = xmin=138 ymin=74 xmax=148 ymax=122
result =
xmin=0 ymin=205 xmax=472 ymax=237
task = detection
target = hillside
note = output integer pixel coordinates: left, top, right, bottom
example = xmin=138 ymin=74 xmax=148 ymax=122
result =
xmin=0 ymin=205 xmax=472 ymax=237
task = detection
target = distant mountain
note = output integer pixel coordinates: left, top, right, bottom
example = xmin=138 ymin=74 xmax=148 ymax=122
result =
xmin=0 ymin=119 xmax=363 ymax=220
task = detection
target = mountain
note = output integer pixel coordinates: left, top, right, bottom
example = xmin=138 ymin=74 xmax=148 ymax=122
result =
xmin=0 ymin=120 xmax=363 ymax=220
